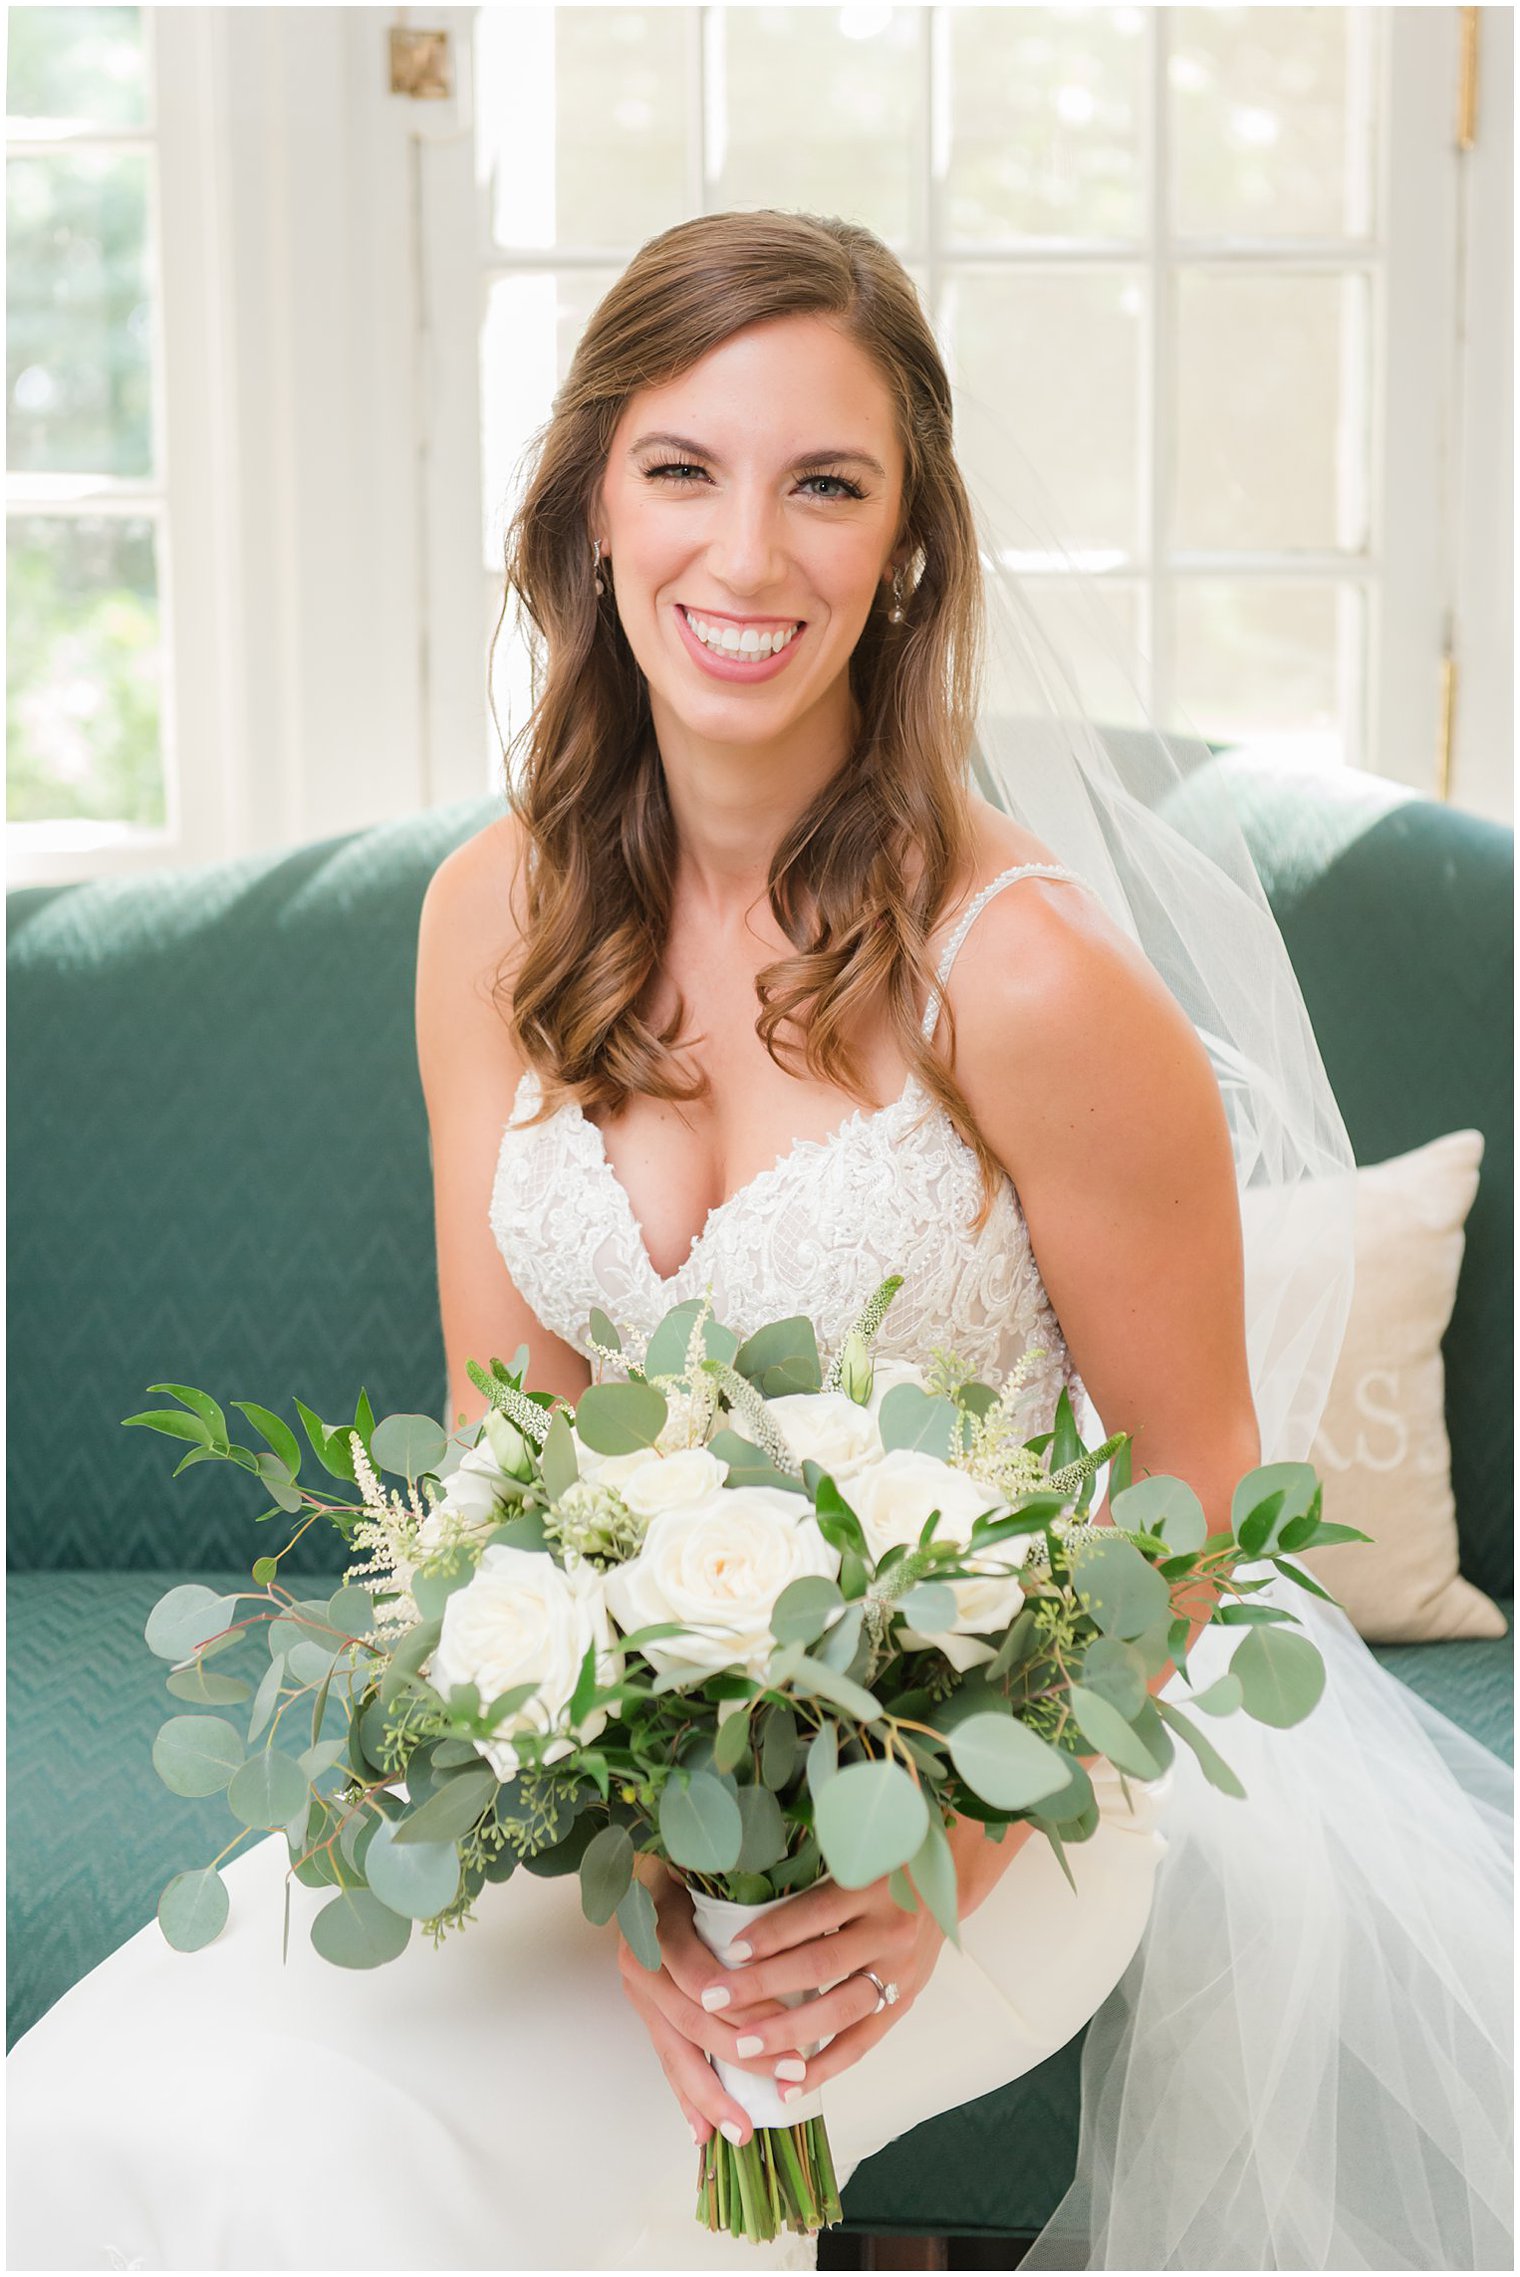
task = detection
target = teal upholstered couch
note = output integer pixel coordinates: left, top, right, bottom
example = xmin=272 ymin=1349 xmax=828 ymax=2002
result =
xmin=8 ymin=755 xmax=1512 ymax=2253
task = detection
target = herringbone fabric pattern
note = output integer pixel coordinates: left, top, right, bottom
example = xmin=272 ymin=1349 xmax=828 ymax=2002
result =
xmin=7 ymin=796 xmax=504 ymax=1573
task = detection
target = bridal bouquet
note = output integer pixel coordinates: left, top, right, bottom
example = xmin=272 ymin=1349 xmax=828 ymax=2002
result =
xmin=128 ymin=1274 xmax=1358 ymax=2242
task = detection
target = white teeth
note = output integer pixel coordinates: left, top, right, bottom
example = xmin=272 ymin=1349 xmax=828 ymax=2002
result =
xmin=683 ymin=608 xmax=799 ymax=660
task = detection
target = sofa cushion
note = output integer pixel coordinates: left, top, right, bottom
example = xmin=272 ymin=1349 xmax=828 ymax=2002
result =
xmin=6 ymin=797 xmax=498 ymax=1574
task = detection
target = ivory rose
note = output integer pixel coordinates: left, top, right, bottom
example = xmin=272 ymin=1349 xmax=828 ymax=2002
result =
xmin=763 ymin=1390 xmax=884 ymax=1481
xmin=603 ymin=1485 xmax=839 ymax=1683
xmin=428 ymin=1543 xmax=618 ymax=1780
xmin=851 ymin=1447 xmax=1034 ymax=1673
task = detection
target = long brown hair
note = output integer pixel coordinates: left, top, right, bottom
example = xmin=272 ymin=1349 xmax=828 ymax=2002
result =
xmin=491 ymin=208 xmax=1007 ymax=1229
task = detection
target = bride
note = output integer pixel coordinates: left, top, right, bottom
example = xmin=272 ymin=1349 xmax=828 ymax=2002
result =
xmin=7 ymin=209 xmax=1510 ymax=2273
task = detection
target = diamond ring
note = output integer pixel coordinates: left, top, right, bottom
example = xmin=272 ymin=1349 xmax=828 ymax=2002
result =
xmin=856 ymin=1969 xmax=901 ymax=2014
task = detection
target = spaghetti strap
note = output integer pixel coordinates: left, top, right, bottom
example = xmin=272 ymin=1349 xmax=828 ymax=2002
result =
xmin=920 ymin=861 xmax=1082 ymax=1043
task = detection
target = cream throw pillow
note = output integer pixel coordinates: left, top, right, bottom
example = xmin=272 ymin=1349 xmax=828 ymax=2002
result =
xmin=1299 ymin=1128 xmax=1507 ymax=1644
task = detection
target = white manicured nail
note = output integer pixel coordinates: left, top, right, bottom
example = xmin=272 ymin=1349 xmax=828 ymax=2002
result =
xmin=735 ymin=2033 xmax=764 ymax=2057
xmin=690 ymin=2121 xmax=704 ymax=2145
xmin=726 ymin=1940 xmax=753 ymax=1962
xmin=701 ymin=1985 xmax=731 ymax=2011
xmin=720 ymin=2120 xmax=746 ymax=2146
xmin=782 ymin=2086 xmax=803 ymax=2105
xmin=775 ymin=2058 xmax=807 ymax=2082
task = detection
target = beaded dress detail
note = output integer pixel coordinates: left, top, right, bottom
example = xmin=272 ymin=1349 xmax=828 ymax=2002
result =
xmin=490 ymin=863 xmax=1087 ymax=1426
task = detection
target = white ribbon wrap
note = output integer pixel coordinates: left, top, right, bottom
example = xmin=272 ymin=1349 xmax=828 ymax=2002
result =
xmin=687 ymin=1887 xmax=828 ymax=2129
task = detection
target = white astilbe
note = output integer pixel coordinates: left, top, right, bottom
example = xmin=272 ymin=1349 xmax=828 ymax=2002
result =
xmin=341 ymin=1429 xmax=442 ymax=1644
xmin=947 ymin=1342 xmax=1055 ymax=1506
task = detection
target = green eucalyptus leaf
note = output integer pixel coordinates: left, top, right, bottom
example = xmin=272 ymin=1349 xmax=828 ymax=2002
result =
xmin=1079 ymin=1636 xmax=1148 ymax=1720
xmin=896 ymin=1580 xmax=958 ymax=1634
xmin=370 ymin=1413 xmax=450 ymax=1482
xmin=712 ymin=1703 xmax=754 ymax=1777
xmin=1069 ymin=1534 xmax=1171 ymax=1642
xmin=1187 ymin=1672 xmax=1244 ymax=1717
xmin=615 ymin=1876 xmax=662 ymax=1972
xmin=1068 ymin=1684 xmax=1163 ymax=1777
xmin=876 ymin=1383 xmax=959 ymax=1459
xmin=659 ymin=1769 xmax=742 ymax=1873
xmin=705 ymin=1430 xmax=801 ymax=1492
xmin=226 ymin=1747 xmax=310 ymax=1831
xmin=790 ymin=1654 xmax=882 ymax=1724
xmin=1111 ymin=1474 xmax=1208 ymax=1553
xmin=587 ymin=1307 xmax=622 ymax=1353
xmin=1230 ymin=1626 xmax=1326 ymax=1728
xmin=947 ymin=1713 xmax=1072 ymax=1810
xmin=541 ymin=1408 xmax=579 ymax=1501
xmin=806 ymin=1721 xmax=839 ymax=1801
xmin=391 ymin=1765 xmax=498 ymax=1845
xmin=145 ymin=1585 xmax=241 ymax=1664
xmin=908 ymin=1810 xmax=961 ymax=1946
xmin=575 ymin=1379 xmax=669 ymax=1456
xmin=157 ymin=1866 xmax=230 ymax=1951
xmin=1154 ymin=1697 xmax=1247 ymax=1797
xmin=735 ymin=1783 xmax=788 ymax=1873
xmin=813 ymin=1600 xmax=866 ymax=1674
xmin=246 ymin=1654 xmax=286 ymax=1744
xmin=732 ymin=1315 xmax=821 ymax=1397
xmin=771 ymin=1575 xmax=844 ymax=1647
xmin=644 ymin=1298 xmax=740 ymax=1380
xmin=165 ymin=1664 xmax=250 ymax=1707
xmin=579 ymin=1823 xmax=635 ymax=1926
xmin=309 ymin=1888 xmax=412 ymax=1969
xmin=152 ymin=1714 xmax=246 ymax=1797
xmin=814 ymin=1759 xmax=930 ymax=1889
xmin=760 ymin=1704 xmax=798 ymax=1792
xmin=363 ymin=1812 xmax=462 ymax=1920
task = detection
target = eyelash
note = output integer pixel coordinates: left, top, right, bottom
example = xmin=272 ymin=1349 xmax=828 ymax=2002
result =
xmin=639 ymin=460 xmax=867 ymax=501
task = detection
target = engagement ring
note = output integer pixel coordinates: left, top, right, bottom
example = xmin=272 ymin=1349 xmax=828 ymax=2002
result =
xmin=856 ymin=1969 xmax=900 ymax=2014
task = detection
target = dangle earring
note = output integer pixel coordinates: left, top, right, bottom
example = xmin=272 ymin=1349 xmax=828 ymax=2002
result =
xmin=591 ymin=537 xmax=606 ymax=596
xmin=888 ymin=566 xmax=906 ymax=624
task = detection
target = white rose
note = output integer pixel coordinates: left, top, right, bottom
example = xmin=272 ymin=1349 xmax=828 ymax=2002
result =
xmin=603 ymin=1485 xmax=839 ymax=1684
xmin=427 ymin=1543 xmax=618 ymax=1781
xmin=851 ymin=1448 xmax=1032 ymax=1673
xmin=618 ymin=1445 xmax=730 ymax=1517
xmin=764 ymin=1390 xmax=883 ymax=1481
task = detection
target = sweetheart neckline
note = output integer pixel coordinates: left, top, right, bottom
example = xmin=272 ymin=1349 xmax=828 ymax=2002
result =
xmin=505 ymin=1064 xmax=934 ymax=1290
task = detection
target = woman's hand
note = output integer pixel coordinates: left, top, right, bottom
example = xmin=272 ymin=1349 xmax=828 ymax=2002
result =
xmin=614 ymin=1857 xmax=810 ymax=2150
xmin=689 ymin=1869 xmax=947 ymax=2100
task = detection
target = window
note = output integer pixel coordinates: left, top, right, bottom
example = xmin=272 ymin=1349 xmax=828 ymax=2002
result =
xmin=460 ymin=6 xmax=1421 ymax=785
xmin=5 ymin=7 xmax=171 ymax=851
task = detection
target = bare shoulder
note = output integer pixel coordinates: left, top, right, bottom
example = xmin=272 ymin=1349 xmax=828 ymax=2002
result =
xmin=940 ymin=795 xmax=1214 ymax=1154
xmin=419 ymin=809 xmax=532 ymax=1010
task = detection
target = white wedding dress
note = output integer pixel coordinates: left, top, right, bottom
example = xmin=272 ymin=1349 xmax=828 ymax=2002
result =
xmin=17 ymin=850 xmax=1508 ymax=2270
xmin=7 ymin=861 xmax=1181 ymax=2271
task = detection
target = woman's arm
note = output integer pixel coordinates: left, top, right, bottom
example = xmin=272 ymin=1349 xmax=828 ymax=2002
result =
xmin=936 ymin=872 xmax=1261 ymax=1895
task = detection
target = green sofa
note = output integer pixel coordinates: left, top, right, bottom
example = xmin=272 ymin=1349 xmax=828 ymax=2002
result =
xmin=8 ymin=754 xmax=1512 ymax=2254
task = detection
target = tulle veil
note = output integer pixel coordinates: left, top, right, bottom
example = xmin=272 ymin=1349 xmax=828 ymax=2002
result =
xmin=949 ymin=393 xmax=1514 ymax=2270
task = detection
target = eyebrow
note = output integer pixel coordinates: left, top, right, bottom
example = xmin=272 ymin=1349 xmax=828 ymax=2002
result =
xmin=627 ymin=431 xmax=888 ymax=480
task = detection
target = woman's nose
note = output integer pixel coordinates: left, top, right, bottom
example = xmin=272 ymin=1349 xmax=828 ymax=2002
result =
xmin=704 ymin=488 xmax=789 ymax=591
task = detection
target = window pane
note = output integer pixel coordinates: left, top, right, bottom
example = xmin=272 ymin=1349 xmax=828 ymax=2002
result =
xmin=1173 ymin=269 xmax=1370 ymax=553
xmin=6 ymin=512 xmax=165 ymax=825
xmin=946 ymin=266 xmax=1143 ymax=560
xmin=1170 ymin=7 xmax=1379 ymax=239
xmin=714 ymin=6 xmax=920 ymax=250
xmin=946 ymin=6 xmax=1147 ymax=244
xmin=7 ymin=148 xmax=155 ymax=477
xmin=481 ymin=269 xmax=621 ymax=567
xmin=5 ymin=5 xmax=148 ymax=130
xmin=480 ymin=6 xmax=689 ymax=252
xmin=1170 ymin=575 xmax=1361 ymax=756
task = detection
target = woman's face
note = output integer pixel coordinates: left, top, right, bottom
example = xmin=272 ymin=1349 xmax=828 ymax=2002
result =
xmin=591 ymin=313 xmax=908 ymax=754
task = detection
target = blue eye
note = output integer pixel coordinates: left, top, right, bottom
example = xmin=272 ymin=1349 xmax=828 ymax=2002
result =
xmin=639 ymin=461 xmax=866 ymax=501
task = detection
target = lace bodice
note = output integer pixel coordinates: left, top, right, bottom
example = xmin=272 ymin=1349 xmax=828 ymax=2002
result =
xmin=489 ymin=862 xmax=1088 ymax=1429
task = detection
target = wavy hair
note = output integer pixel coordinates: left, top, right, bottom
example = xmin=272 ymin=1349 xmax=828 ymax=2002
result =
xmin=491 ymin=207 xmax=1009 ymax=1230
